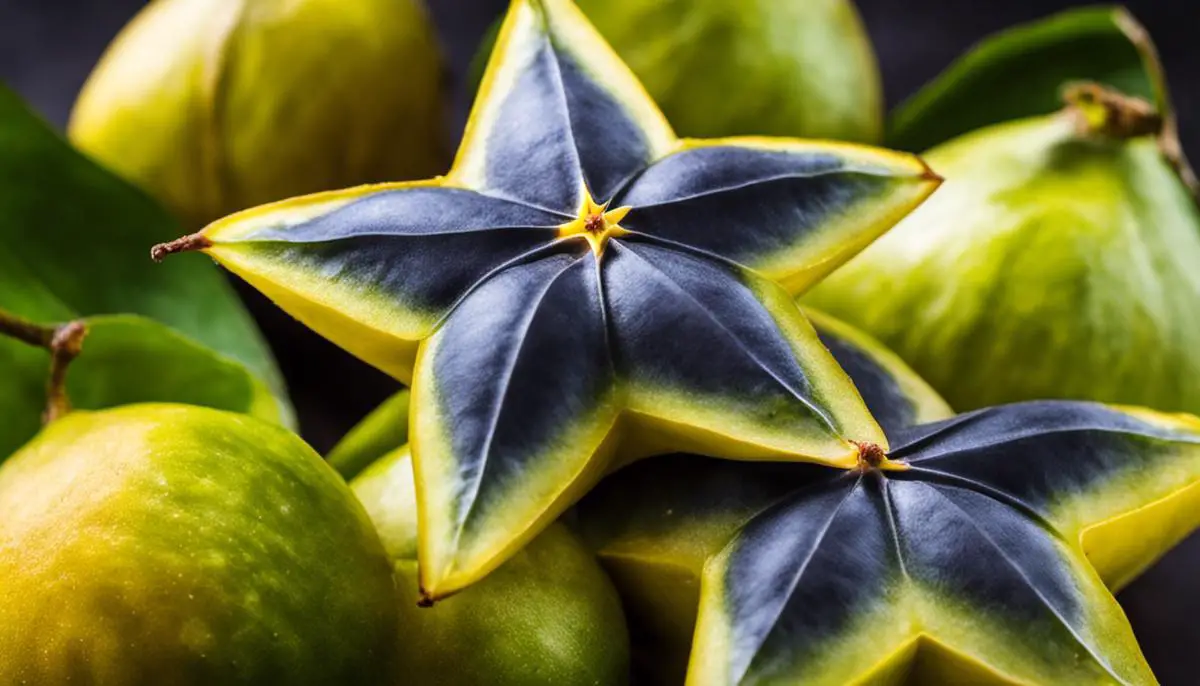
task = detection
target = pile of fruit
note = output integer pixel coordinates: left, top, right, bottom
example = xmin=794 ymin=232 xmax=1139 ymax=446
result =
xmin=2 ymin=0 xmax=1198 ymax=683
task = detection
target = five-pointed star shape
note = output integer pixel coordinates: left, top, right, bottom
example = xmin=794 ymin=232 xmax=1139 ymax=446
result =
xmin=581 ymin=401 xmax=1200 ymax=685
xmin=154 ymin=0 xmax=938 ymax=598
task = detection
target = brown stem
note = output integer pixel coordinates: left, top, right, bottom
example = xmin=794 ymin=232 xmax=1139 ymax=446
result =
xmin=0 ymin=308 xmax=88 ymax=423
xmin=1062 ymin=82 xmax=1163 ymax=140
xmin=1062 ymin=81 xmax=1200 ymax=207
xmin=151 ymin=232 xmax=212 ymax=263
xmin=0 ymin=309 xmax=55 ymax=348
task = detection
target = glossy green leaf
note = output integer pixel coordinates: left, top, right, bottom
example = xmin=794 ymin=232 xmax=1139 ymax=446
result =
xmin=1 ymin=315 xmax=282 ymax=461
xmin=161 ymin=0 xmax=937 ymax=598
xmin=0 ymin=85 xmax=288 ymax=456
xmin=65 ymin=316 xmax=281 ymax=423
xmin=581 ymin=402 xmax=1200 ymax=685
xmin=327 ymin=390 xmax=411 ymax=480
xmin=888 ymin=6 xmax=1164 ymax=152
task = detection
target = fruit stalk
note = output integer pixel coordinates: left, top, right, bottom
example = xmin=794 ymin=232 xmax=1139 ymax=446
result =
xmin=1063 ymin=81 xmax=1161 ymax=140
xmin=1063 ymin=81 xmax=1200 ymax=204
xmin=0 ymin=308 xmax=88 ymax=421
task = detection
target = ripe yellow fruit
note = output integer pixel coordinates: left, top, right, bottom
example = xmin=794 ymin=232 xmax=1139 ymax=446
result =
xmin=0 ymin=404 xmax=398 ymax=683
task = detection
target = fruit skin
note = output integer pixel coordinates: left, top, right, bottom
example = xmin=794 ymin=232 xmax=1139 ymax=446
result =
xmin=351 ymin=446 xmax=631 ymax=686
xmin=0 ymin=404 xmax=398 ymax=684
xmin=546 ymin=0 xmax=883 ymax=142
xmin=327 ymin=389 xmax=410 ymax=480
xmin=807 ymin=112 xmax=1200 ymax=414
xmin=69 ymin=0 xmax=445 ymax=228
xmin=469 ymin=0 xmax=883 ymax=141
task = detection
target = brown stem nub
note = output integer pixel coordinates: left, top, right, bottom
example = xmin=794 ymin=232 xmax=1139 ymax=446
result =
xmin=416 ymin=593 xmax=436 ymax=609
xmin=1062 ymin=82 xmax=1163 ymax=140
xmin=0 ymin=308 xmax=89 ymax=423
xmin=151 ymin=233 xmax=212 ymax=263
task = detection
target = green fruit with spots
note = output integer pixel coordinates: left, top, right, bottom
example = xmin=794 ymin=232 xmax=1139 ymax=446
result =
xmin=351 ymin=446 xmax=631 ymax=686
xmin=807 ymin=90 xmax=1200 ymax=414
xmin=69 ymin=0 xmax=446 ymax=228
xmin=0 ymin=404 xmax=398 ymax=684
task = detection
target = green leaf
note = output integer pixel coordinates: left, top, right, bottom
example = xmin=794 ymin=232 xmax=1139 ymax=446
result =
xmin=887 ymin=6 xmax=1165 ymax=152
xmin=1 ymin=314 xmax=283 ymax=459
xmin=0 ymin=83 xmax=290 ymax=456
xmin=581 ymin=402 xmax=1200 ymax=685
xmin=165 ymin=0 xmax=936 ymax=599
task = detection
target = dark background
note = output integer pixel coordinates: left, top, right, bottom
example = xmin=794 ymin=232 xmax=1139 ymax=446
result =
xmin=2 ymin=0 xmax=1198 ymax=682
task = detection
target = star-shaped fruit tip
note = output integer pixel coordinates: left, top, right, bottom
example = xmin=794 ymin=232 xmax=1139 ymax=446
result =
xmin=558 ymin=193 xmax=631 ymax=255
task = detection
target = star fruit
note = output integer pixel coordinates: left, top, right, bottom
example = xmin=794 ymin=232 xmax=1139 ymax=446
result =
xmin=155 ymin=0 xmax=939 ymax=599
xmin=580 ymin=401 xmax=1200 ymax=685
xmin=325 ymin=308 xmax=953 ymax=484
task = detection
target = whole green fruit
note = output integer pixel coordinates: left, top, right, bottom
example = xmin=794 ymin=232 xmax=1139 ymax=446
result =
xmin=472 ymin=0 xmax=882 ymax=142
xmin=0 ymin=404 xmax=398 ymax=684
xmin=69 ymin=0 xmax=446 ymax=228
xmin=351 ymin=446 xmax=630 ymax=686
xmin=807 ymin=109 xmax=1200 ymax=413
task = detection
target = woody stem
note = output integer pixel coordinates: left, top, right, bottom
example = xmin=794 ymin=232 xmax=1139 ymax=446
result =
xmin=1062 ymin=81 xmax=1199 ymax=206
xmin=0 ymin=308 xmax=88 ymax=423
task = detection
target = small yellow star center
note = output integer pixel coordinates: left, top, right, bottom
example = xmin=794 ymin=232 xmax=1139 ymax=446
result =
xmin=559 ymin=194 xmax=632 ymax=255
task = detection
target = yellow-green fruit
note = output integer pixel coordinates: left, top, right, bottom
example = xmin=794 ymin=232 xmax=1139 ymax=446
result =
xmin=69 ymin=0 xmax=445 ymax=228
xmin=351 ymin=447 xmax=630 ymax=686
xmin=0 ymin=404 xmax=398 ymax=684
xmin=806 ymin=113 xmax=1200 ymax=413
xmin=575 ymin=0 xmax=882 ymax=141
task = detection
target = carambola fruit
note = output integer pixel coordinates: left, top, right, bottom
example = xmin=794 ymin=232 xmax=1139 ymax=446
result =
xmin=154 ymin=0 xmax=938 ymax=599
xmin=352 ymin=446 xmax=630 ymax=685
xmin=580 ymin=402 xmax=1200 ymax=685
xmin=327 ymin=309 xmax=952 ymax=486
xmin=69 ymin=0 xmax=446 ymax=228
xmin=0 ymin=404 xmax=398 ymax=683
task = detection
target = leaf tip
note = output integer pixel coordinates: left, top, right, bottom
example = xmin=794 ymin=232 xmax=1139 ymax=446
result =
xmin=150 ymin=233 xmax=212 ymax=263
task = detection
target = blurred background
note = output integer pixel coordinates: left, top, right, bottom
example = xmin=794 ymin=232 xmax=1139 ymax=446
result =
xmin=2 ymin=0 xmax=1198 ymax=682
